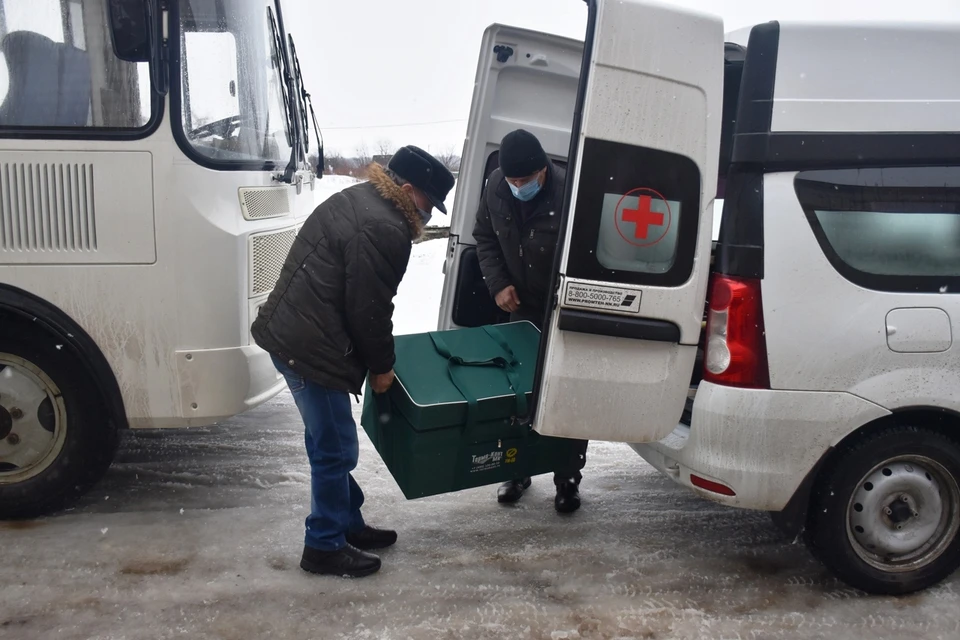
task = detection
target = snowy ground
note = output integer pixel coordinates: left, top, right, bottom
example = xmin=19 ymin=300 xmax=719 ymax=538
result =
xmin=2 ymin=241 xmax=960 ymax=640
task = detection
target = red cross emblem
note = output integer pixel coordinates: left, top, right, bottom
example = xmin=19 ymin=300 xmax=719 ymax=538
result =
xmin=622 ymin=195 xmax=664 ymax=240
xmin=613 ymin=188 xmax=672 ymax=248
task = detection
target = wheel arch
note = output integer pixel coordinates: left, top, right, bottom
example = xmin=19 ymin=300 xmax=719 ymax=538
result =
xmin=0 ymin=284 xmax=128 ymax=431
xmin=774 ymin=407 xmax=960 ymax=538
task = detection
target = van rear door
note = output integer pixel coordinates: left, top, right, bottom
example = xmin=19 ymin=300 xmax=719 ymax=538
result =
xmin=438 ymin=24 xmax=584 ymax=331
xmin=533 ymin=0 xmax=723 ymax=443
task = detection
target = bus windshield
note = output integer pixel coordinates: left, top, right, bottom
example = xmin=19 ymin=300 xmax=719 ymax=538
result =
xmin=177 ymin=0 xmax=295 ymax=169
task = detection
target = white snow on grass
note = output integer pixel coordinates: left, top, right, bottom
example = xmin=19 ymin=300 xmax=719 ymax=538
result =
xmin=394 ymin=239 xmax=447 ymax=336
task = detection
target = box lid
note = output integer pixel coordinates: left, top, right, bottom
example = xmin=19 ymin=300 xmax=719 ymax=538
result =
xmin=387 ymin=321 xmax=541 ymax=431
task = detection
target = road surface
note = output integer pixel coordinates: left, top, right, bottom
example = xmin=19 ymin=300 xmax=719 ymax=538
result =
xmin=2 ymin=392 xmax=958 ymax=640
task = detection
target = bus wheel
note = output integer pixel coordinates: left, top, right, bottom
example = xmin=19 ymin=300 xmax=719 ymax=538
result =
xmin=806 ymin=425 xmax=960 ymax=595
xmin=0 ymin=326 xmax=118 ymax=518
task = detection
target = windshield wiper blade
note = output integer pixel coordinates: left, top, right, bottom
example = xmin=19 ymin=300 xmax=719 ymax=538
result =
xmin=145 ymin=0 xmax=169 ymax=96
xmin=268 ymin=2 xmax=300 ymax=184
xmin=289 ymin=35 xmax=323 ymax=175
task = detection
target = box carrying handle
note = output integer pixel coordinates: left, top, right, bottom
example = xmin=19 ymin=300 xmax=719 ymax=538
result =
xmin=428 ymin=326 xmax=534 ymax=486
xmin=427 ymin=326 xmax=527 ymax=426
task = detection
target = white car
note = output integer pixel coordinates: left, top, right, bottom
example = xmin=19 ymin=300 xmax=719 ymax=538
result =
xmin=439 ymin=2 xmax=960 ymax=595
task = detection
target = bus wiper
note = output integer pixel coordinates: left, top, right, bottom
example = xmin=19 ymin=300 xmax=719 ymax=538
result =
xmin=268 ymin=3 xmax=300 ymax=184
xmin=145 ymin=0 xmax=169 ymax=96
xmin=289 ymin=35 xmax=323 ymax=175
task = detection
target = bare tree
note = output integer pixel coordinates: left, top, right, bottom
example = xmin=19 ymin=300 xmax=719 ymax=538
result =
xmin=435 ymin=146 xmax=461 ymax=174
xmin=375 ymin=138 xmax=395 ymax=157
xmin=323 ymin=149 xmax=354 ymax=176
xmin=354 ymin=142 xmax=372 ymax=167
xmin=338 ymin=142 xmax=368 ymax=178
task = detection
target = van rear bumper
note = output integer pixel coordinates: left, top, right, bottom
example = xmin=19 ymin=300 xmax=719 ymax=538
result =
xmin=631 ymin=382 xmax=889 ymax=511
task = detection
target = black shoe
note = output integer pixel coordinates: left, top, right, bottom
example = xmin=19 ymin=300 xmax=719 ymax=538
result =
xmin=300 ymin=544 xmax=381 ymax=578
xmin=497 ymin=477 xmax=532 ymax=504
xmin=346 ymin=526 xmax=398 ymax=551
xmin=555 ymin=480 xmax=581 ymax=514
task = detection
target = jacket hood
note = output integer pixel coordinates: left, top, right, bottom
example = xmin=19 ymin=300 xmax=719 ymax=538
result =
xmin=366 ymin=162 xmax=424 ymax=239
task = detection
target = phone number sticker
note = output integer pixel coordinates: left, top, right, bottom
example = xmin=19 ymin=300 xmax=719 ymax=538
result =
xmin=563 ymin=282 xmax=642 ymax=313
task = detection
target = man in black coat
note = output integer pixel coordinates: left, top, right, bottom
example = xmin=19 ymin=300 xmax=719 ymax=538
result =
xmin=473 ymin=129 xmax=588 ymax=513
xmin=252 ymin=146 xmax=454 ymax=578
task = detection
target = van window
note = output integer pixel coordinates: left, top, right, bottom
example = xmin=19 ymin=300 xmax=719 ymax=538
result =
xmin=566 ymin=138 xmax=702 ymax=288
xmin=795 ymin=167 xmax=960 ymax=293
xmin=0 ymin=0 xmax=154 ymax=130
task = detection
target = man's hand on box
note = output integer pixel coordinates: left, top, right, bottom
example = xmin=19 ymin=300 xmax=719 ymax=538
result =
xmin=371 ymin=369 xmax=396 ymax=394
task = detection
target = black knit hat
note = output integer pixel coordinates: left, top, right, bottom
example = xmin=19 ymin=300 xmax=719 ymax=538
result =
xmin=499 ymin=129 xmax=548 ymax=178
xmin=387 ymin=146 xmax=456 ymax=214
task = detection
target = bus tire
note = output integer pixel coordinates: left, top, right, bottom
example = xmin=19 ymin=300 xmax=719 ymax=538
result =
xmin=805 ymin=425 xmax=960 ymax=595
xmin=0 ymin=322 xmax=119 ymax=518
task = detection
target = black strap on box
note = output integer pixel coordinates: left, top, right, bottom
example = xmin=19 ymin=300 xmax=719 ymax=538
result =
xmin=427 ymin=325 xmax=528 ymax=427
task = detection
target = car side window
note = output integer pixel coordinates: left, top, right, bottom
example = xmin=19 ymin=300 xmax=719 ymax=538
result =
xmin=795 ymin=167 xmax=960 ymax=293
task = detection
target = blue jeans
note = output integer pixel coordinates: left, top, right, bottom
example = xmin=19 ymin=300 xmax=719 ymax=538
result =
xmin=272 ymin=356 xmax=366 ymax=551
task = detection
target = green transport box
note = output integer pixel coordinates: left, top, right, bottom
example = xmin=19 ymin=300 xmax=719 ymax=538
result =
xmin=360 ymin=321 xmax=585 ymax=499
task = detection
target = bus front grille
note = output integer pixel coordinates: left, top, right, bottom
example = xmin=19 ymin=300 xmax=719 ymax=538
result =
xmin=249 ymin=225 xmax=299 ymax=296
xmin=239 ymin=187 xmax=292 ymax=221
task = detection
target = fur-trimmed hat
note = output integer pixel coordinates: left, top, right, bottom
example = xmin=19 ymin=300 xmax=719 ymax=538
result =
xmin=388 ymin=146 xmax=455 ymax=213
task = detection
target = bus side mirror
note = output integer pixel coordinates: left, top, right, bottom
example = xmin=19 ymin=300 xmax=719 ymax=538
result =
xmin=108 ymin=0 xmax=150 ymax=63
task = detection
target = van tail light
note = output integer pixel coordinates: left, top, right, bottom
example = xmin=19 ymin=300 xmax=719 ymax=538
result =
xmin=702 ymin=274 xmax=770 ymax=389
xmin=690 ymin=474 xmax=737 ymax=497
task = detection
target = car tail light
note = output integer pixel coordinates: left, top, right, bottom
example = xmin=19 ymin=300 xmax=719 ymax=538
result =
xmin=690 ymin=474 xmax=737 ymax=497
xmin=702 ymin=274 xmax=770 ymax=389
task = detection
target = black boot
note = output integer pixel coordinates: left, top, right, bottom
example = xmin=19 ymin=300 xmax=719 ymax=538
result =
xmin=554 ymin=478 xmax=581 ymax=514
xmin=300 ymin=544 xmax=381 ymax=578
xmin=346 ymin=525 xmax=398 ymax=550
xmin=497 ymin=477 xmax=532 ymax=504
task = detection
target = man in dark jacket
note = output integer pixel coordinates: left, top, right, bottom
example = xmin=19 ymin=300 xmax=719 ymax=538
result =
xmin=473 ymin=129 xmax=588 ymax=513
xmin=252 ymin=146 xmax=454 ymax=578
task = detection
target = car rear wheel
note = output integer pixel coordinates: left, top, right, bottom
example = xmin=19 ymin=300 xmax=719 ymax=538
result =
xmin=0 ymin=323 xmax=118 ymax=518
xmin=806 ymin=425 xmax=960 ymax=595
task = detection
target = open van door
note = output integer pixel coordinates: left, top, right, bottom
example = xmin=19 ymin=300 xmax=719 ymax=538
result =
xmin=533 ymin=0 xmax=724 ymax=443
xmin=438 ymin=24 xmax=584 ymax=331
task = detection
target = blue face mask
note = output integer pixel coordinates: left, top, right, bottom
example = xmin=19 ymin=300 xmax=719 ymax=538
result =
xmin=417 ymin=207 xmax=432 ymax=226
xmin=411 ymin=191 xmax=432 ymax=225
xmin=509 ymin=176 xmax=542 ymax=202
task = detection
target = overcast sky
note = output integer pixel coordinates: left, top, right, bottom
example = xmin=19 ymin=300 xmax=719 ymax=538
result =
xmin=283 ymin=0 xmax=960 ymax=157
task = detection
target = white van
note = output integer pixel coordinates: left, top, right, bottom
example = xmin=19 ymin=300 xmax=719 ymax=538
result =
xmin=439 ymin=1 xmax=960 ymax=595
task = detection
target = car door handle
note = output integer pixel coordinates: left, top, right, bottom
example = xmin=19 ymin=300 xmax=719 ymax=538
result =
xmin=557 ymin=309 xmax=681 ymax=343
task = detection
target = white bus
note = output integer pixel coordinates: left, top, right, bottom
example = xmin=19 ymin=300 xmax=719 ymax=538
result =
xmin=0 ymin=0 xmax=319 ymax=517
